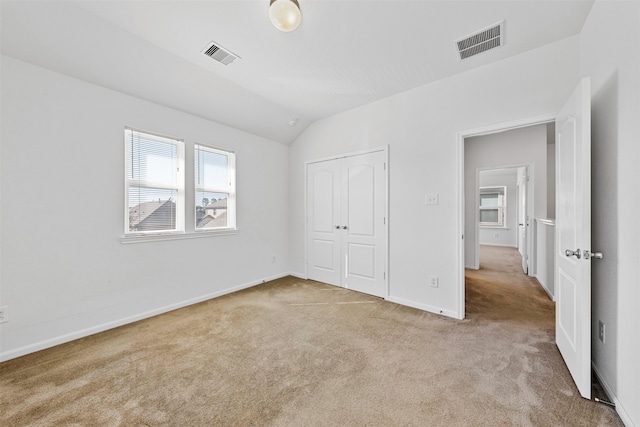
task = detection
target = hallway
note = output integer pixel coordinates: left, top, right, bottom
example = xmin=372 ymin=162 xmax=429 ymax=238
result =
xmin=465 ymin=245 xmax=554 ymax=324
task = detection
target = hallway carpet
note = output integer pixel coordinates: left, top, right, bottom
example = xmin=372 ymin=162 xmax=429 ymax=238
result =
xmin=0 ymin=247 xmax=622 ymax=426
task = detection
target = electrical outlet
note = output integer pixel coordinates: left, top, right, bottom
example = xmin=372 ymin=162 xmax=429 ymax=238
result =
xmin=494 ymin=232 xmax=499 ymax=238
xmin=425 ymin=193 xmax=439 ymax=205
xmin=0 ymin=306 xmax=8 ymax=324
xmin=430 ymin=276 xmax=439 ymax=288
xmin=598 ymin=320 xmax=605 ymax=343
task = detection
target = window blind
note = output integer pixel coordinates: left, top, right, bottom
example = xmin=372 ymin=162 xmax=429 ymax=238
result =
xmin=125 ymin=129 xmax=182 ymax=233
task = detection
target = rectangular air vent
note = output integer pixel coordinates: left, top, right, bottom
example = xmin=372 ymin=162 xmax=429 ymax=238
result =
xmin=202 ymin=41 xmax=240 ymax=66
xmin=455 ymin=20 xmax=504 ymax=60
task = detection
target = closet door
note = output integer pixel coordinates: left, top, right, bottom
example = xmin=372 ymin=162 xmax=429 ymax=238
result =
xmin=341 ymin=151 xmax=387 ymax=298
xmin=307 ymin=159 xmax=341 ymax=286
xmin=306 ymin=150 xmax=387 ymax=298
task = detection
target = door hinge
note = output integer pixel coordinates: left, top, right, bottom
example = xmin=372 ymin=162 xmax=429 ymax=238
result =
xmin=384 ymin=217 xmax=386 ymax=225
xmin=384 ymin=163 xmax=386 ymax=170
xmin=384 ymin=272 xmax=386 ymax=280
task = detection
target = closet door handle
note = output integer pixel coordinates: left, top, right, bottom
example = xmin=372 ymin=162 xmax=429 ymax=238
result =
xmin=565 ymin=249 xmax=581 ymax=259
xmin=335 ymin=225 xmax=340 ymax=229
xmin=341 ymin=225 xmax=348 ymax=230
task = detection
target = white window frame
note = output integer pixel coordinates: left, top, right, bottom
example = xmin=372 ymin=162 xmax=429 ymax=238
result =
xmin=124 ymin=128 xmax=185 ymax=236
xmin=194 ymin=144 xmax=237 ymax=232
xmin=479 ymin=186 xmax=506 ymax=228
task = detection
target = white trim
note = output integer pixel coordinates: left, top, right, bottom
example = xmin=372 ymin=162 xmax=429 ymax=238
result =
xmin=124 ymin=128 xmax=186 ymax=236
xmin=479 ymin=185 xmax=507 ymax=227
xmin=120 ymin=228 xmax=239 ymax=244
xmin=456 ymin=129 xmax=466 ymax=319
xmin=534 ymin=274 xmax=555 ymax=301
xmin=480 ymin=243 xmax=518 ymax=248
xmin=384 ymin=148 xmax=390 ymax=299
xmin=457 ymin=113 xmax=556 ymax=320
xmin=303 ymin=156 xmax=309 ymax=280
xmin=305 ymin=146 xmax=388 ymax=166
xmin=386 ymin=296 xmax=460 ymax=320
xmin=473 ymin=164 xmax=534 ymax=271
xmin=0 ymin=272 xmax=292 ymax=362
xmin=194 ymin=143 xmax=237 ymax=231
xmin=460 ymin=114 xmax=556 ymax=139
xmin=592 ymin=362 xmax=635 ymax=427
xmin=289 ymin=271 xmax=307 ymax=280
xmin=536 ymin=218 xmax=555 ymax=226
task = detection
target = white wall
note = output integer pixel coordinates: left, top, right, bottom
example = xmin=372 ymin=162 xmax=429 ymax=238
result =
xmin=534 ymin=219 xmax=555 ymax=299
xmin=581 ymin=1 xmax=640 ymax=426
xmin=0 ymin=56 xmax=290 ymax=360
xmin=478 ymin=169 xmax=518 ymax=247
xmin=464 ymin=124 xmax=549 ymax=269
xmin=288 ymin=36 xmax=579 ymax=318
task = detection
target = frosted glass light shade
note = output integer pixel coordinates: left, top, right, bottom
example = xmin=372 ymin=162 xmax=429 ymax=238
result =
xmin=269 ymin=0 xmax=301 ymax=32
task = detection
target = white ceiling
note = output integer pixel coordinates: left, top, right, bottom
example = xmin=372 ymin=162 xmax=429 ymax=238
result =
xmin=1 ymin=0 xmax=594 ymax=144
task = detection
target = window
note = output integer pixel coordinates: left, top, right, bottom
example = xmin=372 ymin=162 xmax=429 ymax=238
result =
xmin=194 ymin=144 xmax=236 ymax=230
xmin=125 ymin=129 xmax=184 ymax=234
xmin=479 ymin=186 xmax=506 ymax=227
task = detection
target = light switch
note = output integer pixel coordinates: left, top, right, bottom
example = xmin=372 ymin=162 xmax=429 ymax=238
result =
xmin=430 ymin=276 xmax=439 ymax=288
xmin=425 ymin=193 xmax=439 ymax=205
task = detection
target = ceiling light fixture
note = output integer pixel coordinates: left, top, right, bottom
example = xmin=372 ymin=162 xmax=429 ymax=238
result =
xmin=269 ymin=0 xmax=301 ymax=32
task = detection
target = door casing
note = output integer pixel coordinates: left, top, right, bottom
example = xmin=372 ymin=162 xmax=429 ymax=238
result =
xmin=470 ymin=164 xmax=534 ymax=272
xmin=517 ymin=166 xmax=530 ymax=275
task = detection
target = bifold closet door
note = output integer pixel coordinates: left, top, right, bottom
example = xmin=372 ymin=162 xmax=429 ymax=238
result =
xmin=307 ymin=150 xmax=387 ymax=298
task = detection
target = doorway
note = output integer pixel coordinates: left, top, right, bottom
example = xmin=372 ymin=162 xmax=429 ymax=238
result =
xmin=456 ymin=115 xmax=556 ymax=318
xmin=475 ymin=166 xmax=529 ymax=273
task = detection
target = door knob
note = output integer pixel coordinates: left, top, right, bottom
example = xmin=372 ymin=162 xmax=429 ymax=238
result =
xmin=335 ymin=225 xmax=340 ymax=229
xmin=565 ymin=249 xmax=581 ymax=259
xmin=584 ymin=250 xmax=603 ymax=260
xmin=341 ymin=225 xmax=348 ymax=229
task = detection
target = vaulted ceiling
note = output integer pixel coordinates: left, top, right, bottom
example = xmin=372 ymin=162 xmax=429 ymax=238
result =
xmin=1 ymin=1 xmax=594 ymax=144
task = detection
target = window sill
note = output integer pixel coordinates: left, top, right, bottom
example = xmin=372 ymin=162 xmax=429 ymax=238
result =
xmin=121 ymin=229 xmax=238 ymax=244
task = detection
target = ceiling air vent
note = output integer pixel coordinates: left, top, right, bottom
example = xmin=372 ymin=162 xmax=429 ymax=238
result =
xmin=455 ymin=20 xmax=504 ymax=60
xmin=202 ymin=41 xmax=240 ymax=66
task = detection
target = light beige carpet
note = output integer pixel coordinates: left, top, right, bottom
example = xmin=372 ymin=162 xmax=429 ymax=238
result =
xmin=0 ymin=246 xmax=622 ymax=426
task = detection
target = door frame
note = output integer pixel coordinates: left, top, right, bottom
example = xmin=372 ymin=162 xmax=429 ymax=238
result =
xmin=456 ymin=114 xmax=555 ymax=319
xmin=304 ymin=146 xmax=390 ymax=297
xmin=471 ymin=164 xmax=533 ymax=271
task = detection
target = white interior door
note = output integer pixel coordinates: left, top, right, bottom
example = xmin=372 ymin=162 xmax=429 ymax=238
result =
xmin=342 ymin=151 xmax=387 ymax=298
xmin=517 ymin=168 xmax=529 ymax=274
xmin=306 ymin=150 xmax=387 ymax=298
xmin=307 ymin=160 xmax=341 ymax=286
xmin=555 ymin=77 xmax=591 ymax=399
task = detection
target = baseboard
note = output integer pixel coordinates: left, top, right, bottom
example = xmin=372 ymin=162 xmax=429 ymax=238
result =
xmin=0 ymin=272 xmax=291 ymax=362
xmin=478 ymin=243 xmax=518 ymax=248
xmin=533 ymin=274 xmax=555 ymax=301
xmin=386 ymin=296 xmax=459 ymax=319
xmin=289 ymin=271 xmax=307 ymax=279
xmin=592 ymin=362 xmax=635 ymax=427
